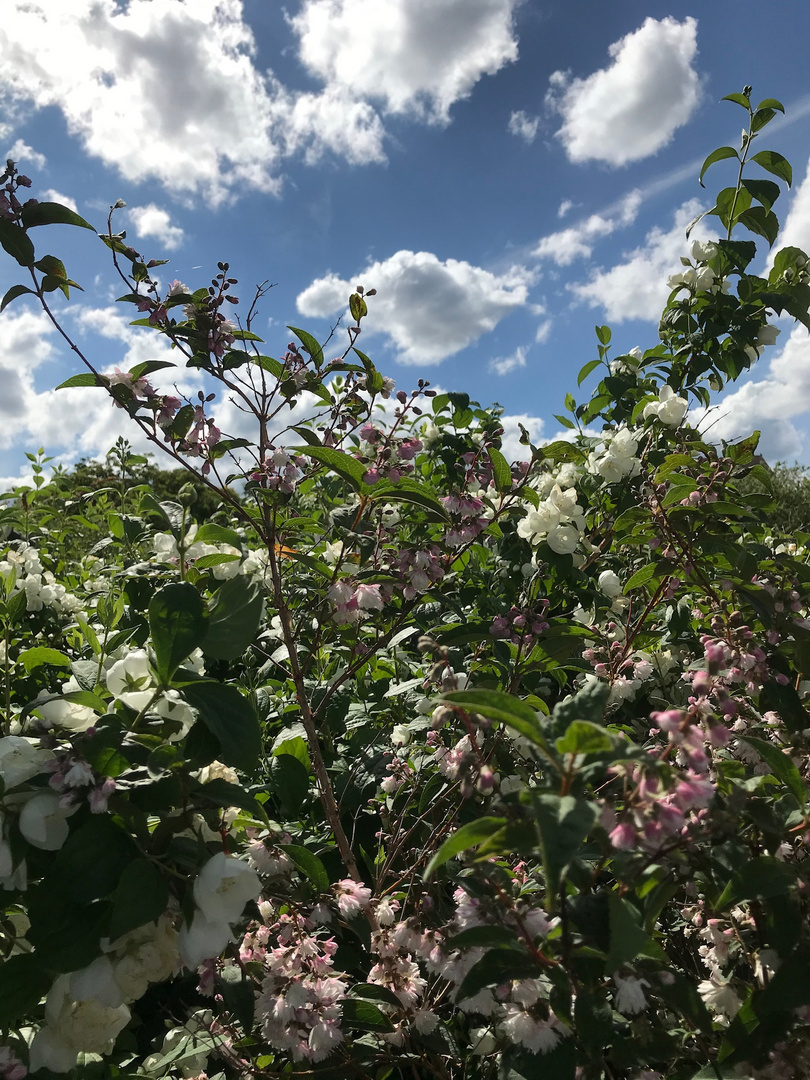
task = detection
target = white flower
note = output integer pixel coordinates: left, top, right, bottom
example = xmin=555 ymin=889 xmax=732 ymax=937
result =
xmin=598 ymin=570 xmax=623 ymax=599
xmin=755 ymin=325 xmax=780 ymax=348
xmin=38 ymin=678 xmax=97 ymax=732
xmin=517 ymin=501 xmax=560 ymax=544
xmin=179 ymin=910 xmax=236 ymax=969
xmin=644 ymin=385 xmax=688 ymax=427
xmin=546 ymin=524 xmax=579 ymax=555
xmin=0 ymin=735 xmax=54 ymax=788
xmin=106 ymin=649 xmax=154 ymax=703
xmin=698 ymin=972 xmax=742 ymax=1021
xmin=691 ymin=240 xmax=718 ymax=262
xmin=193 ymin=852 xmax=262 ymax=924
xmin=19 ymin=791 xmax=73 ymax=850
xmin=612 ymin=973 xmax=650 ymax=1015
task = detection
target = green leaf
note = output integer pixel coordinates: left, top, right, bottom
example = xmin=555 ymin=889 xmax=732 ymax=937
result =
xmin=280 ymin=844 xmax=330 ymax=893
xmin=270 ymin=753 xmax=310 ymax=815
xmin=751 ymin=150 xmax=793 ymax=187
xmin=722 ymin=92 xmax=751 ymax=109
xmin=0 ymin=954 xmax=53 ymax=1026
xmin=533 ymin=794 xmax=599 ymax=903
xmin=607 ymin=894 xmax=654 ymax=969
xmin=349 ymin=982 xmax=404 ymax=1009
xmin=595 ymin=325 xmax=611 ymax=345
xmin=424 ymin=816 xmax=507 ymax=879
xmin=202 ymin=575 xmax=264 ymax=661
xmin=21 ymin=200 xmax=95 ymax=230
xmin=193 ymin=552 xmax=240 ymax=570
xmin=440 ymin=688 xmax=555 ymax=758
xmin=554 ymin=414 xmax=575 ymax=430
xmin=370 ymin=475 xmax=450 ymax=520
xmin=1 ymin=283 xmax=34 ymax=311
xmin=577 ymin=359 xmax=602 ymax=386
xmin=755 ymin=98 xmax=785 ymax=114
xmin=56 ymin=372 xmax=105 ymax=390
xmin=699 ymin=145 xmax=738 ymax=186
xmin=287 ymin=325 xmax=324 ymax=368
xmin=624 ymin=564 xmax=657 ymax=591
xmin=53 ymin=816 xmax=138 ymax=904
xmin=294 ymin=445 xmax=370 ymax=492
xmin=487 ymin=446 xmax=512 ymax=492
xmin=219 ymin=964 xmax=255 ymax=1032
xmin=349 ymin=292 xmax=367 ymax=322
xmin=737 ymin=736 xmax=806 ymax=803
xmin=253 ymin=354 xmax=285 ymax=378
xmin=0 ymin=218 xmax=34 ymax=265
xmin=736 ymin=206 xmax=780 ymax=247
xmin=446 ymin=926 xmax=523 ymax=951
xmin=178 ymin=677 xmax=262 ymax=774
xmin=456 ymin=948 xmax=542 ymax=1001
xmin=193 ymin=523 xmax=242 ymax=547
xmin=555 ymin=720 xmax=613 ymax=756
xmin=109 ymin=858 xmax=169 ymax=941
xmin=760 ymin=677 xmax=809 ymax=733
xmin=18 ymin=646 xmax=72 ymax=673
xmin=716 ymin=856 xmax=795 ymax=908
xmin=341 ymin=997 xmax=395 ymax=1033
xmin=741 ymin=178 xmax=781 ymax=214
xmin=149 ymin=582 xmax=209 ymax=684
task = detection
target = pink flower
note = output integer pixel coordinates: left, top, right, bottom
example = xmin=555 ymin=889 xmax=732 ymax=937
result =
xmin=335 ymin=879 xmax=372 ymax=919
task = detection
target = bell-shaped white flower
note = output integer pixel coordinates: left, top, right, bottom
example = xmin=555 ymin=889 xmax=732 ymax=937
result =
xmin=19 ymin=791 xmax=74 ymax=850
xmin=0 ymin=735 xmax=54 ymax=788
xmin=193 ymin=852 xmax=262 ymax=924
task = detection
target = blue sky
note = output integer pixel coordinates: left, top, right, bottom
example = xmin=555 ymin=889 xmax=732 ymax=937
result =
xmin=2 ymin=0 xmax=810 ymax=486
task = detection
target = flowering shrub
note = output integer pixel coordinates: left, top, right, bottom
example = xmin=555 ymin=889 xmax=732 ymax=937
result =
xmin=1 ymin=89 xmax=810 ymax=1080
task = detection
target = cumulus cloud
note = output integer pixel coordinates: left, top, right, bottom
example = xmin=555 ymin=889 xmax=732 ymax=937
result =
xmin=569 ymin=198 xmax=710 ymax=322
xmin=41 ymin=189 xmax=78 ymax=211
xmin=128 ymin=204 xmax=185 ymax=250
xmin=547 ymin=16 xmax=702 ymax=166
xmin=290 ymin=0 xmax=520 ymax=123
xmin=0 ymin=0 xmax=521 ymax=202
xmin=499 ymin=413 xmax=544 ymax=462
xmin=697 ymin=325 xmax=810 ymax=463
xmin=4 ymin=138 xmax=45 ymax=168
xmin=534 ymin=189 xmax=642 ymax=265
xmin=768 ymin=156 xmax=810 ymax=264
xmin=508 ymin=110 xmax=539 ymax=144
xmin=489 ymin=345 xmax=527 ymax=376
xmin=296 ymin=250 xmax=533 ymax=365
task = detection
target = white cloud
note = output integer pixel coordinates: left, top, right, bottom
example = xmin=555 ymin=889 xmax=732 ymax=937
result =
xmin=547 ymin=16 xmax=701 ymax=166
xmin=296 ymin=250 xmax=533 ymax=365
xmin=557 ymin=199 xmax=575 ymax=219
xmin=534 ymin=319 xmax=552 ymax=344
xmin=570 ymin=198 xmax=709 ymax=322
xmin=534 ymin=189 xmax=641 ymax=265
xmin=697 ymin=324 xmax=810 ymax=463
xmin=290 ymin=0 xmax=520 ymax=124
xmin=128 ymin=204 xmax=185 ymax=251
xmin=770 ymin=156 xmax=810 ymax=262
xmin=4 ymin=138 xmax=45 ymax=168
xmin=489 ymin=345 xmax=527 ymax=376
xmin=0 ymin=0 xmax=386 ymax=204
xmin=499 ymin=413 xmax=544 ymax=462
xmin=0 ymin=0 xmax=522 ymax=203
xmin=41 ymin=189 xmax=78 ymax=212
xmin=508 ymin=110 xmax=539 ymax=144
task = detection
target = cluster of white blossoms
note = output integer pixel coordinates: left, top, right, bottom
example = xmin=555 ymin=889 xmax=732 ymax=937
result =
xmin=667 ymin=240 xmax=727 ymax=295
xmin=29 ymin=917 xmax=181 ymax=1073
xmin=0 ymin=543 xmax=83 ymax=616
xmin=587 ymin=427 xmax=641 ymax=484
xmin=102 ymin=648 xmax=199 ymax=739
xmin=153 ymin=527 xmax=273 ymax=586
xmin=517 ymin=467 xmax=586 ymax=556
